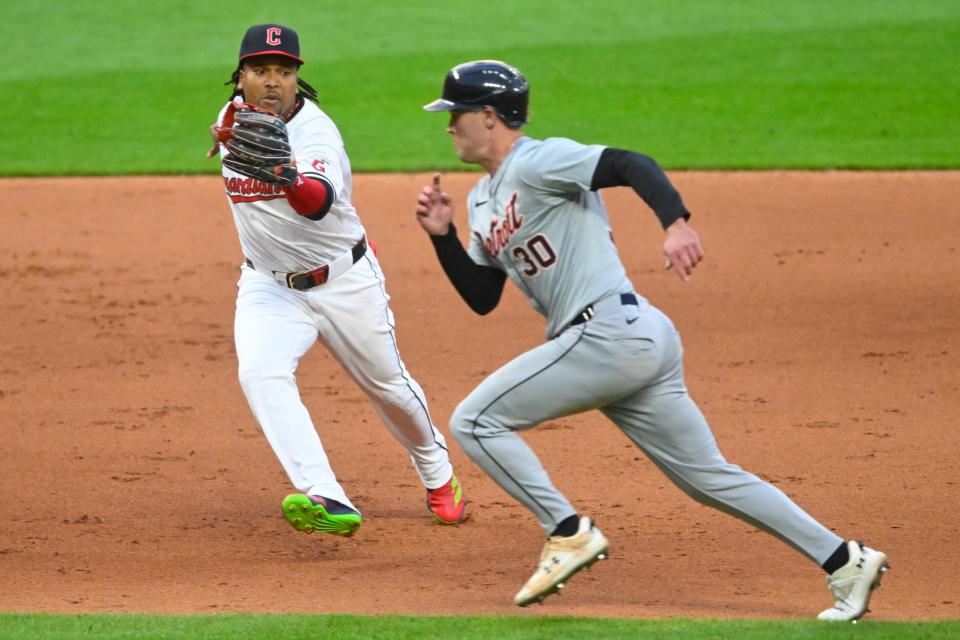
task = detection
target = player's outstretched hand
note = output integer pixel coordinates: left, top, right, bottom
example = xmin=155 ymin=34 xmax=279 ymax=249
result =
xmin=663 ymin=218 xmax=704 ymax=282
xmin=416 ymin=173 xmax=455 ymax=236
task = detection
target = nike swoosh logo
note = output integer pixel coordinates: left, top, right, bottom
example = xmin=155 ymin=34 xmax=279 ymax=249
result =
xmin=626 ymin=317 xmax=640 ymax=325
xmin=474 ymin=200 xmax=489 ymax=207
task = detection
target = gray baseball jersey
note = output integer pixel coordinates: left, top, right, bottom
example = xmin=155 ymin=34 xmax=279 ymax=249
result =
xmin=466 ymin=137 xmax=633 ymax=338
xmin=449 ymin=134 xmax=844 ymax=567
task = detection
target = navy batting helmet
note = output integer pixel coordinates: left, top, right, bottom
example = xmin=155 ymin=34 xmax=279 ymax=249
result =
xmin=423 ymin=60 xmax=529 ymax=128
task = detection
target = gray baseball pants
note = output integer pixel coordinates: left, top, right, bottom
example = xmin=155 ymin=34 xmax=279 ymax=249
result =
xmin=450 ymin=292 xmax=843 ymax=565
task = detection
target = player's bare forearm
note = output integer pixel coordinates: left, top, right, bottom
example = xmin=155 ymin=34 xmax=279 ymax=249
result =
xmin=206 ymin=124 xmax=221 ymax=158
xmin=663 ymin=218 xmax=704 ymax=283
xmin=416 ymin=173 xmax=455 ymax=236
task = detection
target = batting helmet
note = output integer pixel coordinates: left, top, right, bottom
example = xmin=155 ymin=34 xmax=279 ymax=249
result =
xmin=423 ymin=60 xmax=529 ymax=128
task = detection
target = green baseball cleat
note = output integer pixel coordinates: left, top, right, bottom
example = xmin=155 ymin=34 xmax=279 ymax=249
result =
xmin=282 ymin=494 xmax=362 ymax=537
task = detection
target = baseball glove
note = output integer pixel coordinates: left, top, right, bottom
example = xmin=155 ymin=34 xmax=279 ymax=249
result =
xmin=215 ymin=102 xmax=298 ymax=185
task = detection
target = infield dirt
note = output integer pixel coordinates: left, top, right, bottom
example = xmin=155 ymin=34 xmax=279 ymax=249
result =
xmin=1 ymin=172 xmax=958 ymax=619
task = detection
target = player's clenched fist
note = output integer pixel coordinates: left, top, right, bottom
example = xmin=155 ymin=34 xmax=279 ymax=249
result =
xmin=416 ymin=173 xmax=455 ymax=236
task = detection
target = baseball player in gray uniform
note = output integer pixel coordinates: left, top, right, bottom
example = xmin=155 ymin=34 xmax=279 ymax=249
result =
xmin=415 ymin=60 xmax=888 ymax=619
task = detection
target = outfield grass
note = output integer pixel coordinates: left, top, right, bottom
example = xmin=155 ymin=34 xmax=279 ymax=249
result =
xmin=3 ymin=0 xmax=958 ymax=174
xmin=0 ymin=613 xmax=957 ymax=640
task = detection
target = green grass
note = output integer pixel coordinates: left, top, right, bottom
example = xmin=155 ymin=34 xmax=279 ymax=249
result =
xmin=2 ymin=0 xmax=958 ymax=174
xmin=0 ymin=613 xmax=956 ymax=640
xmin=0 ymin=1 xmax=957 ymax=635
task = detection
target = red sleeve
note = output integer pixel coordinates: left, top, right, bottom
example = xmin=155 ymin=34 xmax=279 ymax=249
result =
xmin=284 ymin=175 xmax=333 ymax=221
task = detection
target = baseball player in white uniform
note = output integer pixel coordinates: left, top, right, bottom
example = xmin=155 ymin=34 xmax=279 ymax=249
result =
xmin=415 ymin=60 xmax=888 ymax=619
xmin=208 ymin=24 xmax=466 ymax=537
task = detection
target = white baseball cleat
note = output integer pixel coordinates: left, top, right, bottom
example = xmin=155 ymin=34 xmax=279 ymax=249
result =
xmin=817 ymin=540 xmax=890 ymax=621
xmin=514 ymin=516 xmax=609 ymax=607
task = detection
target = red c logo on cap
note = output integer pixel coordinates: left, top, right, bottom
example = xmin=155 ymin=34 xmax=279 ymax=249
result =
xmin=266 ymin=27 xmax=281 ymax=46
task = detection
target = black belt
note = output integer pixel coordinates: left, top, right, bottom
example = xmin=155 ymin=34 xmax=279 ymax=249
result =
xmin=569 ymin=293 xmax=639 ymax=326
xmin=245 ymin=236 xmax=367 ymax=290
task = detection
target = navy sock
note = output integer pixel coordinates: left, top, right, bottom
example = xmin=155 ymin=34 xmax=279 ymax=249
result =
xmin=321 ymin=497 xmax=356 ymax=515
xmin=551 ymin=514 xmax=580 ymax=537
xmin=821 ymin=541 xmax=851 ymax=574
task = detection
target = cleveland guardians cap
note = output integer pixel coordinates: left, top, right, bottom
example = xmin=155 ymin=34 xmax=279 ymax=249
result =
xmin=239 ymin=24 xmax=304 ymax=65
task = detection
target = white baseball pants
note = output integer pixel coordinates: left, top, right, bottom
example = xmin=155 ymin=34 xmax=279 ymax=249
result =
xmin=234 ymin=253 xmax=453 ymax=513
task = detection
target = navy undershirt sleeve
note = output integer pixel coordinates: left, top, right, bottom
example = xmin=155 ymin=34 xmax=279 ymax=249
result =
xmin=429 ymin=223 xmax=506 ymax=315
xmin=590 ymin=147 xmax=691 ymax=229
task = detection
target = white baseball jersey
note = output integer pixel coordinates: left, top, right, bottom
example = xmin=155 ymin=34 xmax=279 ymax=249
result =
xmin=219 ymin=95 xmax=454 ymax=512
xmin=217 ymin=97 xmax=364 ymax=273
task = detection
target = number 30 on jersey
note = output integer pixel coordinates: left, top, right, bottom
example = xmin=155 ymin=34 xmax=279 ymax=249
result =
xmin=512 ymin=234 xmax=557 ymax=276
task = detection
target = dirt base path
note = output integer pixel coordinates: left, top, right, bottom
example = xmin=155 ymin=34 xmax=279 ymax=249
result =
xmin=1 ymin=172 xmax=958 ymax=620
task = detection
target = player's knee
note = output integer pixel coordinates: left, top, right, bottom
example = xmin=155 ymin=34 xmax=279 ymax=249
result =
xmin=375 ymin=384 xmax=420 ymax=414
xmin=683 ymin=464 xmax=751 ymax=502
xmin=448 ymin=403 xmax=469 ymax=442
xmin=450 ymin=399 xmax=510 ymax=444
xmin=449 ymin=400 xmax=482 ymax=445
xmin=237 ymin=367 xmax=293 ymax=397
